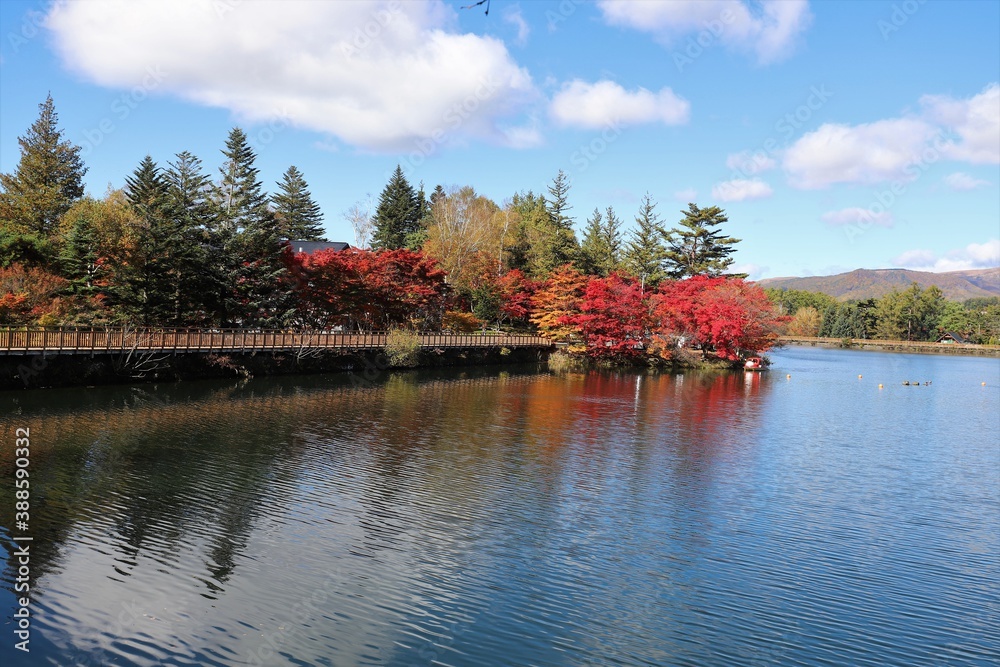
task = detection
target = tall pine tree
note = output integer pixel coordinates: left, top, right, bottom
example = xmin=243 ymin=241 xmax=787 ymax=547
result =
xmin=623 ymin=194 xmax=668 ymax=291
xmin=664 ymin=204 xmax=743 ymax=278
xmin=213 ymin=128 xmax=292 ymax=327
xmin=163 ymin=151 xmax=219 ymax=324
xmin=0 ymin=94 xmax=87 ymax=238
xmin=542 ymin=169 xmax=578 ymax=268
xmin=579 ymin=206 xmax=624 ymax=276
xmin=120 ymin=155 xmax=174 ymax=324
xmin=371 ymin=165 xmax=420 ymax=250
xmin=272 ymin=165 xmax=325 ymax=241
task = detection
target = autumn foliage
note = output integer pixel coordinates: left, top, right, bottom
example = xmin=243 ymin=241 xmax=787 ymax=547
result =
xmin=530 ymin=263 xmax=587 ymax=342
xmin=292 ymin=248 xmax=448 ymax=330
xmin=651 ymin=275 xmax=787 ymax=361
xmin=566 ymin=273 xmax=648 ymax=360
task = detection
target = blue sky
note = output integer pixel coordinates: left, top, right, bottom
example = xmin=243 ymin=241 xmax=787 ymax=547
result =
xmin=1 ymin=0 xmax=997 ymax=279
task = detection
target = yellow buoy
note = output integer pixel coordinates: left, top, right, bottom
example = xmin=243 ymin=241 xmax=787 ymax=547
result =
xmin=786 ymin=374 xmax=791 ymax=379
xmin=878 ymin=384 xmax=883 ymax=389
xmin=858 ymin=374 xmax=863 ymax=379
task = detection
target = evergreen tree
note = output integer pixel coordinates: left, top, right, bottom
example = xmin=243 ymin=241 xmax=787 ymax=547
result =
xmin=0 ymin=94 xmax=87 ymax=237
xmin=120 ymin=155 xmax=174 ymax=324
xmin=213 ymin=128 xmax=292 ymax=327
xmin=601 ymin=206 xmax=624 ymax=274
xmin=58 ymin=213 xmax=100 ymax=297
xmin=541 ymin=169 xmax=578 ymax=268
xmin=579 ymin=208 xmax=607 ymax=276
xmin=272 ymin=165 xmax=325 ymax=241
xmin=371 ymin=165 xmax=420 ymax=250
xmin=579 ymin=207 xmax=622 ymax=277
xmin=407 ymin=183 xmax=431 ymax=250
xmin=164 ymin=151 xmax=221 ymax=324
xmin=664 ymin=203 xmax=743 ymax=278
xmin=623 ymin=194 xmax=668 ymax=291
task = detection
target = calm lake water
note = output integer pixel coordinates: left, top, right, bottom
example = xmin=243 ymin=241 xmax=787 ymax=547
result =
xmin=1 ymin=347 xmax=998 ymax=666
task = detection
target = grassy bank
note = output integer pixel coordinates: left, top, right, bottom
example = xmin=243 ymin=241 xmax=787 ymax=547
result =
xmin=778 ymin=336 xmax=1000 ymax=357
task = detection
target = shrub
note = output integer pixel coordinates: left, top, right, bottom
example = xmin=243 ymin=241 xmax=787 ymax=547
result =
xmin=385 ymin=328 xmax=421 ymax=367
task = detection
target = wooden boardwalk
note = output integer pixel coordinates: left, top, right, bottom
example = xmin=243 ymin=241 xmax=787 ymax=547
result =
xmin=0 ymin=328 xmax=554 ymax=355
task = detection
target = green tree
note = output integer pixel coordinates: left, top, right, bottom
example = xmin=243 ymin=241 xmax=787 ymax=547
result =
xmin=272 ymin=165 xmax=325 ymax=241
xmin=371 ymin=165 xmax=421 ymax=250
xmin=213 ymin=128 xmax=292 ymax=326
xmin=664 ymin=203 xmax=742 ymax=278
xmin=119 ymin=155 xmax=173 ymax=324
xmin=578 ymin=206 xmax=623 ymax=276
xmin=623 ymin=194 xmax=668 ymax=291
xmin=0 ymin=94 xmax=87 ymax=237
xmin=163 ymin=152 xmax=220 ymax=324
xmin=58 ymin=212 xmax=100 ymax=297
xmin=542 ymin=169 xmax=579 ymax=268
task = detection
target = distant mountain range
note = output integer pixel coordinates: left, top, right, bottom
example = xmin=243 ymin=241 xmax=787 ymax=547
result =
xmin=757 ymin=267 xmax=1000 ymax=302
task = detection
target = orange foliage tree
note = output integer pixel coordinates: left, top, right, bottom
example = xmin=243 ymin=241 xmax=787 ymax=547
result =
xmin=529 ymin=263 xmax=587 ymax=342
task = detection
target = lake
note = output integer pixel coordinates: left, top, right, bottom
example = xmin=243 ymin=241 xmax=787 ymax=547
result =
xmin=1 ymin=347 xmax=998 ymax=666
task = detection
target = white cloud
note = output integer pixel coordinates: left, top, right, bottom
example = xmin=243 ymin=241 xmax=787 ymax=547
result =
xmin=597 ymin=0 xmax=812 ymax=64
xmin=732 ymin=262 xmax=769 ymax=280
xmin=943 ymin=172 xmax=990 ymax=191
xmin=893 ymin=239 xmax=1000 ymax=272
xmin=44 ymin=0 xmax=536 ymax=152
xmin=921 ymin=83 xmax=1000 ymax=164
xmin=726 ymin=150 xmax=777 ymax=176
xmin=783 ymin=118 xmax=938 ymax=189
xmin=549 ymin=80 xmax=690 ymax=129
xmin=674 ymin=188 xmax=698 ymax=202
xmin=783 ymin=84 xmax=999 ymax=189
xmin=821 ymin=207 xmax=894 ymax=227
xmin=711 ymin=178 xmax=773 ymax=202
xmin=503 ymin=5 xmax=530 ymax=46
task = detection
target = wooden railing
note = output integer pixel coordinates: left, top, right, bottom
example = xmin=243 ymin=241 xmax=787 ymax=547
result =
xmin=0 ymin=328 xmax=554 ymax=355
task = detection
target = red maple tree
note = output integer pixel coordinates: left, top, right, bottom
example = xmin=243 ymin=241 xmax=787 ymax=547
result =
xmin=651 ymin=275 xmax=786 ymax=360
xmin=565 ymin=273 xmax=649 ymax=359
xmin=293 ymin=248 xmax=448 ymax=330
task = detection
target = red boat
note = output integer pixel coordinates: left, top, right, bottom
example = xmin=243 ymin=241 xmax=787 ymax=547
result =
xmin=744 ymin=356 xmax=767 ymax=371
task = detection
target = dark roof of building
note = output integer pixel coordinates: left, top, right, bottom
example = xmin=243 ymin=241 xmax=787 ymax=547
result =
xmin=936 ymin=331 xmax=968 ymax=343
xmin=288 ymin=240 xmax=351 ymax=254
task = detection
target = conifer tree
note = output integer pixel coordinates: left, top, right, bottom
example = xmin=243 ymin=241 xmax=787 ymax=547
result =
xmin=623 ymin=194 xmax=668 ymax=291
xmin=579 ymin=206 xmax=624 ymax=276
xmin=0 ymin=94 xmax=87 ymax=237
xmin=371 ymin=165 xmax=420 ymax=250
xmin=213 ymin=128 xmax=292 ymax=326
xmin=664 ymin=203 xmax=743 ymax=278
xmin=58 ymin=213 xmax=100 ymax=297
xmin=541 ymin=169 xmax=578 ymax=268
xmin=120 ymin=155 xmax=174 ymax=324
xmin=164 ymin=151 xmax=220 ymax=324
xmin=579 ymin=208 xmax=607 ymax=276
xmin=272 ymin=165 xmax=325 ymax=241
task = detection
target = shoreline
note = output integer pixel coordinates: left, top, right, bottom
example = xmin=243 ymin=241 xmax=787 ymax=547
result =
xmin=1 ymin=346 xmax=551 ymax=391
xmin=777 ymin=336 xmax=1000 ymax=357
